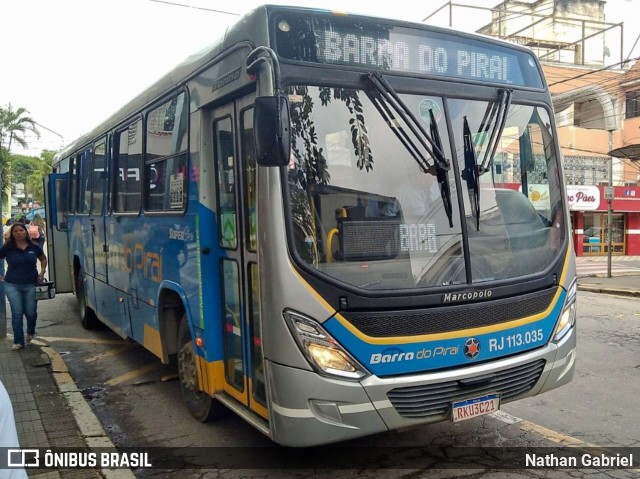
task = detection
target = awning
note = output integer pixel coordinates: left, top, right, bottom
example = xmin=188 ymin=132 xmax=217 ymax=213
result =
xmin=608 ymin=144 xmax=640 ymax=160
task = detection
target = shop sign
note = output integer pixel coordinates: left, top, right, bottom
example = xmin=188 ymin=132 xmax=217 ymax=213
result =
xmin=567 ymin=185 xmax=600 ymax=211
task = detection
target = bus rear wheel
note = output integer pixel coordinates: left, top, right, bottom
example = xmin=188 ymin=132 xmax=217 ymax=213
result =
xmin=76 ymin=270 xmax=99 ymax=329
xmin=177 ymin=317 xmax=226 ymax=422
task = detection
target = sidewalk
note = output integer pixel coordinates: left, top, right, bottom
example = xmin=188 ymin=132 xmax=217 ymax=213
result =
xmin=577 ymin=274 xmax=640 ymax=297
xmin=576 ymin=254 xmax=640 ymax=297
xmin=0 ymin=298 xmax=134 ymax=479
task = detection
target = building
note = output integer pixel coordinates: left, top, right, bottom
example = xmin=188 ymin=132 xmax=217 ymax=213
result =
xmin=429 ymin=0 xmax=640 ymax=255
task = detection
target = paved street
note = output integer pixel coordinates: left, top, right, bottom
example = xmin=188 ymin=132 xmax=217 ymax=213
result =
xmin=1 ymin=276 xmax=638 ymax=478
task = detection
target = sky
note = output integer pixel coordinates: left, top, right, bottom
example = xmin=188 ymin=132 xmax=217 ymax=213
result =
xmin=2 ymin=0 xmax=639 ymax=156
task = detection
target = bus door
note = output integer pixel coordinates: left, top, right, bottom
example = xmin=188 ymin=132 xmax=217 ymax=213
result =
xmin=76 ymin=149 xmax=96 ymax=280
xmin=212 ymin=94 xmax=267 ymax=418
xmin=45 ymin=173 xmax=74 ymax=293
xmin=90 ymin=138 xmax=109 ymax=282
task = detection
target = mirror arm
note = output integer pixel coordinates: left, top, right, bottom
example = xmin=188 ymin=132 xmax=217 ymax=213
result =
xmin=246 ymin=47 xmax=284 ymax=139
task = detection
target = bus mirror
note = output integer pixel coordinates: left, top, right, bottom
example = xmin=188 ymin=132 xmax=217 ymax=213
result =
xmin=254 ymin=96 xmax=291 ymax=167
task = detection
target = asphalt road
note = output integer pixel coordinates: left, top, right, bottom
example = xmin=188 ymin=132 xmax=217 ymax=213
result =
xmin=33 ymin=291 xmax=640 ymax=478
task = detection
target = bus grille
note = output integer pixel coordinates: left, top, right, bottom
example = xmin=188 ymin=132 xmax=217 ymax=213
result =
xmin=387 ymin=359 xmax=545 ymax=419
xmin=342 ymin=288 xmax=557 ymax=337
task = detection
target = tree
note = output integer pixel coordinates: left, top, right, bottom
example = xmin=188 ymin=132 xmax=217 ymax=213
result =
xmin=0 ymin=104 xmax=39 ymax=153
xmin=29 ymin=150 xmax=54 ymax=202
xmin=9 ymin=153 xmax=52 ymax=204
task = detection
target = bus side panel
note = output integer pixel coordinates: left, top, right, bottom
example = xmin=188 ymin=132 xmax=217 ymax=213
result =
xmin=187 ymin=109 xmax=225 ymax=393
xmin=94 ymin=279 xmax=129 ymax=339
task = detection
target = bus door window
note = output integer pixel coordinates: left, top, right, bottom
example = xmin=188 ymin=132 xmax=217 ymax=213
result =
xmin=54 ymin=177 xmax=69 ymax=231
xmin=242 ymin=108 xmax=257 ymax=252
xmin=221 ymin=260 xmax=244 ymax=392
xmin=214 ymin=116 xmax=238 ymax=249
xmin=241 ymin=105 xmax=265 ymax=408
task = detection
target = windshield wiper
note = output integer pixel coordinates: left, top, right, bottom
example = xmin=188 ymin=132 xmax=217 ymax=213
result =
xmin=478 ymin=88 xmax=513 ymax=175
xmin=462 ymin=116 xmax=480 ymax=231
xmin=364 ymin=72 xmax=454 ymax=228
xmin=365 ymin=87 xmax=434 ymax=176
xmin=428 ymin=109 xmax=454 ymax=228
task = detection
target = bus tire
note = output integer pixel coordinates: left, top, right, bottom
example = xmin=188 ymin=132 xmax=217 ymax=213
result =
xmin=177 ymin=317 xmax=227 ymax=422
xmin=76 ymin=271 xmax=99 ymax=329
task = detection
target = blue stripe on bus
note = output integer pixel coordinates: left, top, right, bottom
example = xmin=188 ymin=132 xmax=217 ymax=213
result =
xmin=325 ymin=290 xmax=566 ymax=377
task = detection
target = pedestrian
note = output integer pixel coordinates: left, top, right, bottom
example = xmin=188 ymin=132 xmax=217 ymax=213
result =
xmin=29 ymin=214 xmax=46 ymax=250
xmin=0 ymin=379 xmax=28 ymax=478
xmin=0 ymin=223 xmax=47 ymax=350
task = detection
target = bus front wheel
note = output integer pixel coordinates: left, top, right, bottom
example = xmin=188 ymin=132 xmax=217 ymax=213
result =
xmin=76 ymin=271 xmax=99 ymax=329
xmin=177 ymin=317 xmax=226 ymax=422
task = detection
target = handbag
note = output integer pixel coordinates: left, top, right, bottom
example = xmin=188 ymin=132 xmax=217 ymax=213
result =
xmin=36 ymin=279 xmax=56 ymax=301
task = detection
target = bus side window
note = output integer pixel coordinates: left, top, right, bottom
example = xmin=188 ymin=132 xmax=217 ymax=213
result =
xmin=114 ymin=120 xmax=143 ymax=213
xmin=144 ymin=93 xmax=188 ymax=212
xmin=78 ymin=149 xmax=93 ymax=214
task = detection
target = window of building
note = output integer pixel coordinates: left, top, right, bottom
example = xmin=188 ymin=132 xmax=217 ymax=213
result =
xmin=625 ymin=91 xmax=640 ymax=119
xmin=582 ymin=212 xmax=625 ymax=254
xmin=144 ymin=93 xmax=188 ymax=212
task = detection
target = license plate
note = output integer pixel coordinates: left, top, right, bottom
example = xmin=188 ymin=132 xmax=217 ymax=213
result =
xmin=451 ymin=394 xmax=500 ymax=422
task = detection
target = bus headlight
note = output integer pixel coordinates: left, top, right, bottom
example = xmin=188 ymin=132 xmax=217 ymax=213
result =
xmin=283 ymin=310 xmax=368 ymax=380
xmin=554 ymin=279 xmax=577 ymax=341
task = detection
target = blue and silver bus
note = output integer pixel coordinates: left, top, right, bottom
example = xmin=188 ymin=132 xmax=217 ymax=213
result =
xmin=46 ymin=5 xmax=576 ymax=446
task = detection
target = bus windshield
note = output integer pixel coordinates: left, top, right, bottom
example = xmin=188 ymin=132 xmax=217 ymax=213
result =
xmin=285 ymin=85 xmax=565 ymax=290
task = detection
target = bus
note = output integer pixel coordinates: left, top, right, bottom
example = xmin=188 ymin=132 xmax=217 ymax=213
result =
xmin=46 ymin=4 xmax=577 ymax=447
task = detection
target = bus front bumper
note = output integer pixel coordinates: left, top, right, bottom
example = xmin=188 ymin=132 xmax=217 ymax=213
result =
xmin=266 ymin=325 xmax=576 ymax=447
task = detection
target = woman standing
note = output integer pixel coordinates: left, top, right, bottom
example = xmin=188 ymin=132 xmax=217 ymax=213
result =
xmin=0 ymin=223 xmax=47 ymax=350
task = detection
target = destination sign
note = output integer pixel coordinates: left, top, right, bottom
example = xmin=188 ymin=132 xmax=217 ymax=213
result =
xmin=274 ymin=15 xmax=543 ymax=88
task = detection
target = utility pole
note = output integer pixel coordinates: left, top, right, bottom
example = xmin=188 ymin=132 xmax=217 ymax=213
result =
xmin=607 ymin=131 xmax=613 ymax=278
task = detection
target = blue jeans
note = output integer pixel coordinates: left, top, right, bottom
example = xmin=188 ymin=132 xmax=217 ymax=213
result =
xmin=5 ymin=282 xmax=37 ymax=347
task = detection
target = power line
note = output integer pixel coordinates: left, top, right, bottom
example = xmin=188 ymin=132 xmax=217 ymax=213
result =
xmin=549 ymin=55 xmax=640 ymax=86
xmin=148 ymin=0 xmax=240 ymax=16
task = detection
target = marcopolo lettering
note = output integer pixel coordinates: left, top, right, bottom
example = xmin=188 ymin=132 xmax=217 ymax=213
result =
xmin=442 ymin=290 xmax=493 ymax=303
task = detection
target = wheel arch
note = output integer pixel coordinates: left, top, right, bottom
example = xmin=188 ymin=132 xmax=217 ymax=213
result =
xmin=156 ymin=281 xmax=191 ymax=364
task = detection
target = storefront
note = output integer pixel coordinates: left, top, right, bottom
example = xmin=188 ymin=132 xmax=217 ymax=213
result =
xmin=569 ymin=185 xmax=640 ymax=256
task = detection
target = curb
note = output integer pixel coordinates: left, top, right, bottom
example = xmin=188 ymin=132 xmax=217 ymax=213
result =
xmin=39 ymin=344 xmax=137 ymax=479
xmin=576 ymin=285 xmax=640 ymax=297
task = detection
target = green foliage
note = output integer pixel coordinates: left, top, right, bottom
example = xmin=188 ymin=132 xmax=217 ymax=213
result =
xmin=0 ymin=104 xmax=52 ymax=204
xmin=0 ymin=104 xmax=39 ymax=153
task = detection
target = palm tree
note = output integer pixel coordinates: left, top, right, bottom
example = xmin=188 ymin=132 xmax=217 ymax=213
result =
xmin=0 ymin=104 xmax=40 ymax=220
xmin=0 ymin=103 xmax=40 ymax=153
